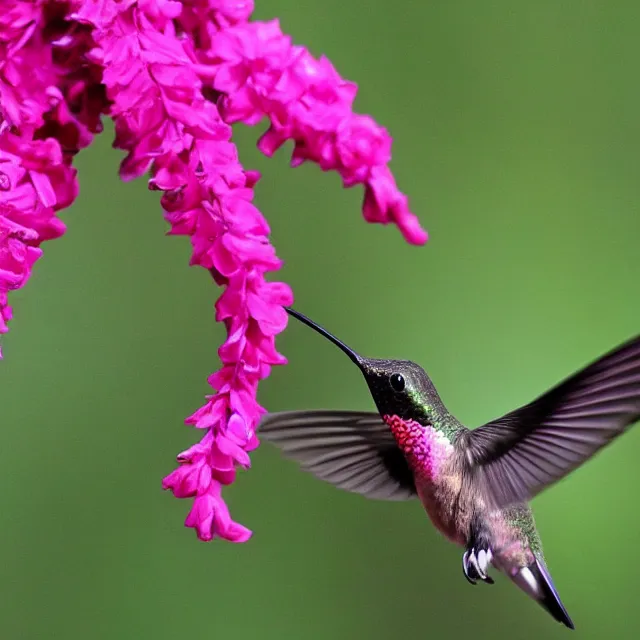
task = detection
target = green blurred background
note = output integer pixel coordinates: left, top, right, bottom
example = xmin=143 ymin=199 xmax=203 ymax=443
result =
xmin=1 ymin=2 xmax=640 ymax=638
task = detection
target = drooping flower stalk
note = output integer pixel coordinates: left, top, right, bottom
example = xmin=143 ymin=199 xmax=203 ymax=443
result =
xmin=0 ymin=0 xmax=427 ymax=542
xmin=0 ymin=1 xmax=106 ymax=357
xmin=205 ymin=18 xmax=427 ymax=245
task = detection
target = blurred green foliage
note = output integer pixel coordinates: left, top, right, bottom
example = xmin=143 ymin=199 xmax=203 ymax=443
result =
xmin=1 ymin=2 xmax=640 ymax=639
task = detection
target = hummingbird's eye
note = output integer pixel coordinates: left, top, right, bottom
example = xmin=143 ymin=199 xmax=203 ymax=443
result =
xmin=389 ymin=373 xmax=405 ymax=392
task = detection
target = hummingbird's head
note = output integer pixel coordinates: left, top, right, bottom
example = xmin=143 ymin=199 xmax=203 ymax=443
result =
xmin=285 ymin=307 xmax=446 ymax=426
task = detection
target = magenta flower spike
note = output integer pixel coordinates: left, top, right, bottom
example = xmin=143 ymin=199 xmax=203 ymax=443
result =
xmin=0 ymin=0 xmax=428 ymax=542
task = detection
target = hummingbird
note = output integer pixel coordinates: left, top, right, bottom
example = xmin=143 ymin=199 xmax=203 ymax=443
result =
xmin=260 ymin=307 xmax=640 ymax=630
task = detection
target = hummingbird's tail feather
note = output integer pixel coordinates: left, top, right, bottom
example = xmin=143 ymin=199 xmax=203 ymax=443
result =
xmin=509 ymin=554 xmax=575 ymax=630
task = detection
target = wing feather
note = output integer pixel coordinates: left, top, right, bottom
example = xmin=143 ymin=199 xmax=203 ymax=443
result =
xmin=463 ymin=335 xmax=640 ymax=508
xmin=260 ymin=410 xmax=416 ymax=501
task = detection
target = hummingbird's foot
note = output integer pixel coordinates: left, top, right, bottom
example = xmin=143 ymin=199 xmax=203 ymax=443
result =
xmin=462 ymin=547 xmax=494 ymax=586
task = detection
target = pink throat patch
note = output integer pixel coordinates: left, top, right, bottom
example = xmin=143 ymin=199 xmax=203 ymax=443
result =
xmin=382 ymin=414 xmax=454 ymax=480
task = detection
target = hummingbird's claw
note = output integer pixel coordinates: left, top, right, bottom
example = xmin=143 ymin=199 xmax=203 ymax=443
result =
xmin=462 ymin=550 xmax=477 ymax=585
xmin=463 ymin=547 xmax=494 ymax=586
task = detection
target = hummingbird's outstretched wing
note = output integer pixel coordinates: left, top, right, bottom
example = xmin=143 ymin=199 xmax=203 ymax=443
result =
xmin=260 ymin=410 xmax=417 ymax=500
xmin=461 ymin=334 xmax=640 ymax=509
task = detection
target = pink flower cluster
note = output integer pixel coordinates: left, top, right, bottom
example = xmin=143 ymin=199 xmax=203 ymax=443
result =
xmin=0 ymin=1 xmax=105 ymax=356
xmin=1 ymin=0 xmax=427 ymax=541
xmin=207 ymin=19 xmax=427 ymax=245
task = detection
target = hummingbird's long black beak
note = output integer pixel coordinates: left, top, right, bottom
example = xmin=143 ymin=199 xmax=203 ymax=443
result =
xmin=285 ymin=307 xmax=363 ymax=367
